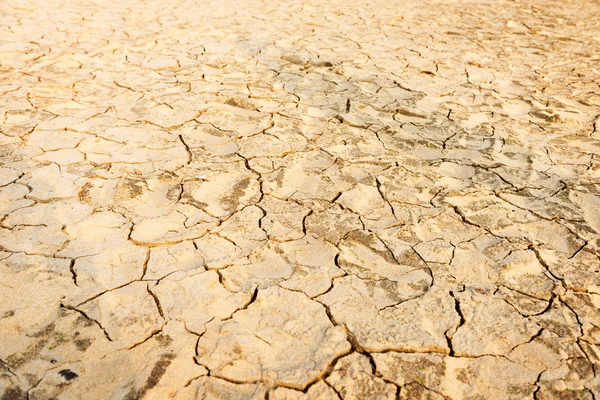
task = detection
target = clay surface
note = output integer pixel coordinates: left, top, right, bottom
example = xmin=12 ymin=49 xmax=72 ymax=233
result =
xmin=1 ymin=0 xmax=600 ymax=398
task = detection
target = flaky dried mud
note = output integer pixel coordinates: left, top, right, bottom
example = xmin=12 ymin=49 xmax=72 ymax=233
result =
xmin=1 ymin=0 xmax=600 ymax=398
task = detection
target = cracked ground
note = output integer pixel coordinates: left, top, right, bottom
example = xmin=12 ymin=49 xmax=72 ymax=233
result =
xmin=1 ymin=0 xmax=600 ymax=398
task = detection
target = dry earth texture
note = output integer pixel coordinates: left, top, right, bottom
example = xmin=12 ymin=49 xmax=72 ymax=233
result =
xmin=1 ymin=0 xmax=600 ymax=398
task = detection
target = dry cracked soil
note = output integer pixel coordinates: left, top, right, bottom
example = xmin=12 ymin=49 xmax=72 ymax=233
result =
xmin=1 ymin=0 xmax=600 ymax=398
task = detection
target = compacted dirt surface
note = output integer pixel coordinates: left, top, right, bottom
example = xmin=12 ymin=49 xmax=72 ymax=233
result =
xmin=1 ymin=0 xmax=600 ymax=398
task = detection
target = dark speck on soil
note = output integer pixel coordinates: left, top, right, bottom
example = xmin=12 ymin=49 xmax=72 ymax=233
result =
xmin=58 ymin=369 xmax=79 ymax=381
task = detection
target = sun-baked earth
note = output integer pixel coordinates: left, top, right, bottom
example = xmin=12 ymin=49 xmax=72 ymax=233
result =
xmin=1 ymin=0 xmax=600 ymax=398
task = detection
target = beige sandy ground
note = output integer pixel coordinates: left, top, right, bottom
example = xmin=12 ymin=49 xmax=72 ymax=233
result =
xmin=1 ymin=0 xmax=600 ymax=398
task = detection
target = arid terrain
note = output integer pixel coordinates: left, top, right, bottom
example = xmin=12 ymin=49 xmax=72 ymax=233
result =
xmin=1 ymin=0 xmax=600 ymax=398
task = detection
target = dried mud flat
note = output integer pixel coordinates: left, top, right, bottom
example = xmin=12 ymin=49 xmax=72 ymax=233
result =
xmin=1 ymin=0 xmax=600 ymax=398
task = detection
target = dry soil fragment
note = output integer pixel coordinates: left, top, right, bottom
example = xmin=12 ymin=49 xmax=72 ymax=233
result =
xmin=326 ymin=353 xmax=396 ymax=399
xmin=78 ymin=282 xmax=165 ymax=348
xmin=270 ymin=381 xmax=338 ymax=399
xmin=145 ymin=241 xmax=205 ymax=280
xmin=319 ymin=279 xmax=455 ymax=352
xmin=374 ymin=352 xmax=538 ymax=399
xmin=152 ymin=270 xmax=251 ymax=335
xmin=189 ymin=171 xmax=260 ymax=218
xmin=450 ymin=289 xmax=541 ymax=356
xmin=178 ymin=377 xmax=266 ymax=400
xmin=195 ymin=286 xmax=350 ymax=389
